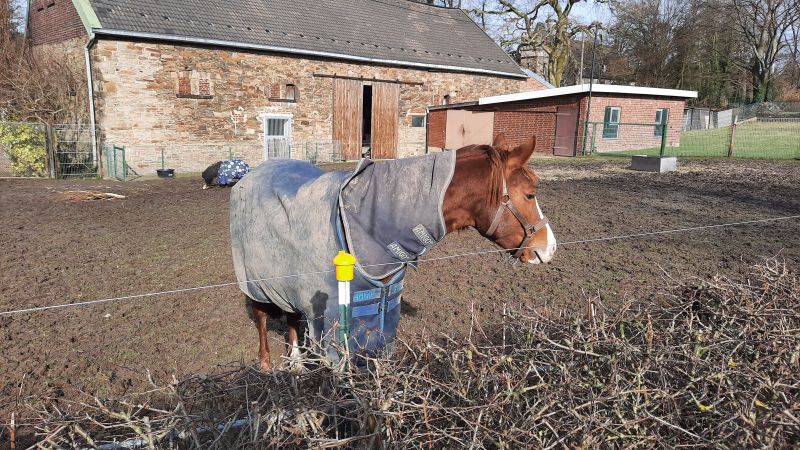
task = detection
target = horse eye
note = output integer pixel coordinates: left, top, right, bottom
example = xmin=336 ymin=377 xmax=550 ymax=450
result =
xmin=526 ymin=193 xmax=536 ymax=200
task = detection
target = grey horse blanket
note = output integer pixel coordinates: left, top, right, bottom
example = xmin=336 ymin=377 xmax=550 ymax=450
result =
xmin=230 ymin=152 xmax=455 ymax=361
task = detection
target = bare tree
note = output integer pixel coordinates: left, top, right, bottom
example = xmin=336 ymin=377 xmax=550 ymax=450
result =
xmin=730 ymin=0 xmax=800 ymax=102
xmin=0 ymin=0 xmax=87 ymax=124
xmin=487 ymin=0 xmax=602 ymax=87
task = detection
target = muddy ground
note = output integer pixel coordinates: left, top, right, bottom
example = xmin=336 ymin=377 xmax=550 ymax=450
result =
xmin=1 ymin=157 xmax=798 ymax=424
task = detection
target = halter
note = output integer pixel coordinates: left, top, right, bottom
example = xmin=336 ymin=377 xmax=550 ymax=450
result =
xmin=485 ymin=176 xmax=549 ymax=260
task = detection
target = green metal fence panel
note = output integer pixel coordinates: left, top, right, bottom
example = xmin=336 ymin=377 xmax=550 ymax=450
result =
xmin=587 ymin=118 xmax=799 ymax=159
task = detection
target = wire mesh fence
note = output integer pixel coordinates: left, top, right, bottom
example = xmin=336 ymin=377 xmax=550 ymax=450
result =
xmin=53 ymin=124 xmax=97 ymax=178
xmin=590 ymin=118 xmax=800 ymax=159
xmin=304 ymin=140 xmax=342 ymax=164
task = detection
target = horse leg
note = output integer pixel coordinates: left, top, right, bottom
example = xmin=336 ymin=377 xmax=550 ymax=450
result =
xmin=251 ymin=300 xmax=272 ymax=372
xmin=286 ymin=312 xmax=304 ymax=372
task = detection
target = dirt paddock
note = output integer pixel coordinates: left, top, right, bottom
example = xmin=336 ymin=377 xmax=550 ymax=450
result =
xmin=1 ymin=157 xmax=798 ymax=419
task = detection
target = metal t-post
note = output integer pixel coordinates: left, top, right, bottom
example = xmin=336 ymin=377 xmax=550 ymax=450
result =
xmin=660 ymin=110 xmax=669 ymax=157
xmin=581 ymin=29 xmax=601 ymax=156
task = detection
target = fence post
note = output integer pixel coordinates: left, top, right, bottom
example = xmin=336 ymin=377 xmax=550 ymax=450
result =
xmin=590 ymin=123 xmax=597 ymax=154
xmin=581 ymin=120 xmax=589 ymax=156
xmin=121 ymin=146 xmax=127 ymax=181
xmin=332 ymin=251 xmax=356 ymax=347
xmin=45 ymin=124 xmax=58 ymax=179
xmin=727 ymin=117 xmax=738 ymax=157
xmin=659 ymin=110 xmax=669 ymax=157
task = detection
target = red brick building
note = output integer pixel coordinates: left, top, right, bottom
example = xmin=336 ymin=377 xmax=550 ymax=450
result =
xmin=427 ymin=84 xmax=698 ymax=156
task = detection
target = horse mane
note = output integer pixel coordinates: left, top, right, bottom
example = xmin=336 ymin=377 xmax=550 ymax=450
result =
xmin=456 ymin=145 xmax=509 ymax=206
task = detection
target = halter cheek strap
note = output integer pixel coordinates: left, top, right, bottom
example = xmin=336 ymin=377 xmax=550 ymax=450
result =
xmin=486 ymin=177 xmax=549 ymax=260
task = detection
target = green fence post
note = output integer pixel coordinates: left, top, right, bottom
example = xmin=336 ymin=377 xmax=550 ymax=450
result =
xmin=659 ymin=111 xmax=669 ymax=157
xmin=229 ymin=147 xmax=233 ymax=160
xmin=105 ymin=145 xmax=110 ymax=179
xmin=590 ymin=123 xmax=597 ymax=154
xmin=113 ymin=145 xmax=118 ymax=179
xmin=121 ymin=146 xmax=127 ymax=181
xmin=581 ymin=120 xmax=589 ymax=156
xmin=161 ymin=149 xmax=165 ymax=170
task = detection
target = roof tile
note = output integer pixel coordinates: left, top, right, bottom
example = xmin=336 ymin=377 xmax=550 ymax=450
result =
xmin=88 ymin=0 xmax=524 ymax=77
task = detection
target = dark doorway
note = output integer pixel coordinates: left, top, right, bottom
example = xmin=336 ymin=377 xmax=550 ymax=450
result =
xmin=362 ymin=85 xmax=373 ymax=154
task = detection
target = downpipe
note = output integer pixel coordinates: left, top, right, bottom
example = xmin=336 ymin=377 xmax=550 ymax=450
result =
xmin=84 ymin=33 xmax=98 ymax=174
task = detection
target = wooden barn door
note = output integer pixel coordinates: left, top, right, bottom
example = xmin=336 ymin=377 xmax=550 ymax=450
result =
xmin=333 ymin=78 xmax=363 ymax=160
xmin=371 ymin=82 xmax=400 ymax=159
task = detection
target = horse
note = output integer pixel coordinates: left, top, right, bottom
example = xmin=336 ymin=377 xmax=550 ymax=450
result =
xmin=229 ymin=133 xmax=556 ymax=371
xmin=202 ymin=160 xmax=250 ymax=189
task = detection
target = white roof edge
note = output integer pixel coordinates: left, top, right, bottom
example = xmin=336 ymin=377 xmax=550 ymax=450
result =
xmin=479 ymin=83 xmax=698 ymax=105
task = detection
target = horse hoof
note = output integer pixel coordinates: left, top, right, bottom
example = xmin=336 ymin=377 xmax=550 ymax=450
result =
xmin=259 ymin=361 xmax=272 ymax=373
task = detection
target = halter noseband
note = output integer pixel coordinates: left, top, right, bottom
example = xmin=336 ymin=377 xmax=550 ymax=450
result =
xmin=485 ymin=176 xmax=549 ymax=260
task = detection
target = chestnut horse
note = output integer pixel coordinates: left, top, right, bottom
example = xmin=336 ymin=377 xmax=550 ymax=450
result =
xmin=250 ymin=134 xmax=556 ymax=371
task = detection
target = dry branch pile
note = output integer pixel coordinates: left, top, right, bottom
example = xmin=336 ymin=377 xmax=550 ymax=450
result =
xmin=20 ymin=260 xmax=800 ymax=449
xmin=56 ymin=191 xmax=126 ymax=202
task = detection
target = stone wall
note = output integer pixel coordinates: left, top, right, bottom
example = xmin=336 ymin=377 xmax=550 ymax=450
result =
xmin=91 ymin=39 xmax=527 ymax=174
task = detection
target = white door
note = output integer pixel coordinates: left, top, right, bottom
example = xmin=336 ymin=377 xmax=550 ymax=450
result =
xmin=264 ymin=115 xmax=292 ymax=159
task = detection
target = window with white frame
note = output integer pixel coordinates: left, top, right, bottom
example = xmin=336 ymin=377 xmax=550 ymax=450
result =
xmin=602 ymin=106 xmax=620 ymax=139
xmin=264 ymin=114 xmax=292 ymax=160
xmin=654 ymin=108 xmax=668 ymax=136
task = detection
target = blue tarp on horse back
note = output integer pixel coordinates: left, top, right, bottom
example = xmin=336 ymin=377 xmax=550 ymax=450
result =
xmin=229 ymin=153 xmax=455 ymax=363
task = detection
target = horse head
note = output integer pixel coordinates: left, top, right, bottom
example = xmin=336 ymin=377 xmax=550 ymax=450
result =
xmin=444 ymin=133 xmax=557 ymax=264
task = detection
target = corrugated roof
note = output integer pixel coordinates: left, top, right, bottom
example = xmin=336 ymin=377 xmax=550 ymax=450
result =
xmin=86 ymin=0 xmax=526 ymax=78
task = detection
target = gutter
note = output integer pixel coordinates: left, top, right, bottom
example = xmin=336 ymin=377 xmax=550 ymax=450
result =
xmin=92 ymin=28 xmax=528 ymax=79
xmin=84 ymin=33 xmax=98 ymax=172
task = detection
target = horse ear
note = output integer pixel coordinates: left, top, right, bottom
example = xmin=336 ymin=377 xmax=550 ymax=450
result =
xmin=492 ymin=133 xmax=510 ymax=152
xmin=507 ymin=135 xmax=536 ymax=169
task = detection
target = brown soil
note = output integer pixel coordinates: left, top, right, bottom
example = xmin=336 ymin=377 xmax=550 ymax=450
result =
xmin=1 ymin=158 xmax=798 ymax=422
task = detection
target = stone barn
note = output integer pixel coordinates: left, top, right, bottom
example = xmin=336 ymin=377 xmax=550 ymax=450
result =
xmin=427 ymin=84 xmax=698 ymax=156
xmin=27 ymin=0 xmax=550 ymax=175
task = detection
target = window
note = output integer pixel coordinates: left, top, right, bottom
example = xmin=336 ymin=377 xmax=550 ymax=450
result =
xmin=285 ymin=84 xmax=297 ymax=101
xmin=442 ymin=94 xmax=451 ymax=105
xmin=602 ymin=106 xmax=620 ymax=139
xmin=268 ymin=83 xmax=298 ymax=102
xmin=264 ymin=114 xmax=292 ymax=160
xmin=654 ymin=108 xmax=668 ymax=136
xmin=410 ymin=114 xmax=425 ymax=128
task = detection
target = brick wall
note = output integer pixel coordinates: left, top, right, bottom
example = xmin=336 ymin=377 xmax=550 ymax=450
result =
xmin=493 ymin=95 xmax=583 ymax=153
xmin=583 ymin=94 xmax=686 ymax=152
xmin=433 ymin=93 xmax=687 ymax=155
xmin=91 ymin=39 xmax=527 ymax=174
xmin=28 ymin=0 xmax=86 ymax=46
